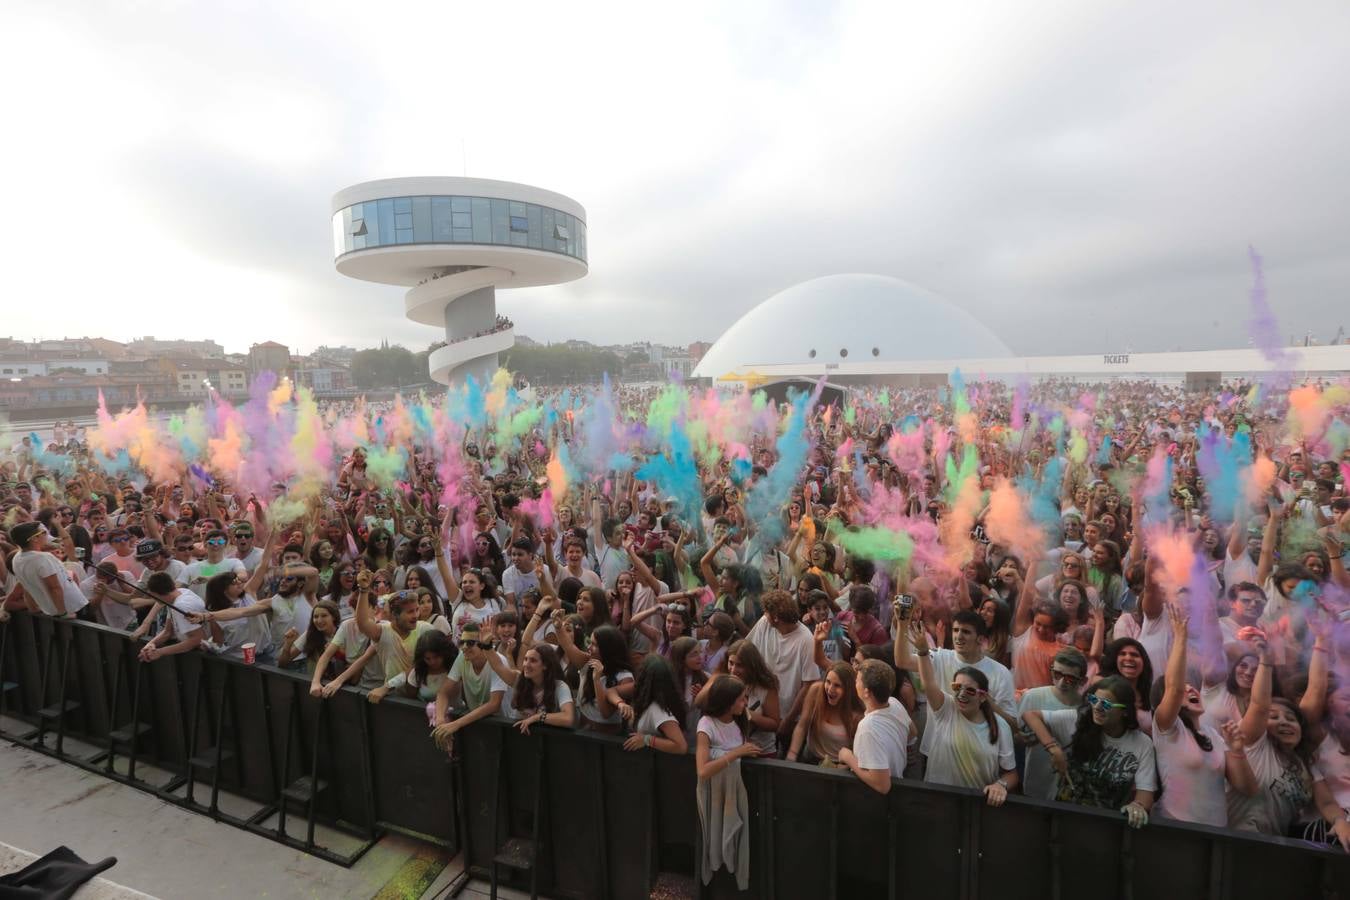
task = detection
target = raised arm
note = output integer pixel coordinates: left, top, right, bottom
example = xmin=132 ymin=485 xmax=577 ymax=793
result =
xmin=244 ymin=530 xmax=281 ymax=597
xmin=786 ymin=683 xmax=818 ymax=761
xmin=625 ymin=538 xmax=664 ymax=595
xmin=1227 ymin=501 xmax=1249 ymax=561
xmin=482 ymin=644 xmax=521 ymax=687
xmin=908 ymin=618 xmax=944 ymax=711
xmin=893 ymin=605 xmax=918 ymax=672
xmin=1011 ymin=569 xmax=1038 ymax=637
xmin=1255 ymin=507 xmax=1279 ymax=587
xmin=1300 ymin=626 xmax=1332 ymax=728
xmin=434 ymin=532 xmax=459 ymax=604
xmin=699 ymin=536 xmax=726 ymax=588
xmin=1237 ymin=646 xmax=1273 ymax=747
xmin=353 ymin=570 xmax=381 ymax=642
xmin=1153 ymin=603 xmax=1189 ymax=735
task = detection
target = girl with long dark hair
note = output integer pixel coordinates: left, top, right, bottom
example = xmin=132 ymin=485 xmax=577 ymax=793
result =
xmin=486 ymin=643 xmax=576 ymax=733
xmin=576 ymin=625 xmax=635 ymax=733
xmin=787 ymin=661 xmax=863 ymax=766
xmin=1101 ymin=637 xmax=1155 ymax=733
xmin=621 ymin=654 xmax=689 ymax=755
xmin=1024 ymin=674 xmax=1157 ymax=827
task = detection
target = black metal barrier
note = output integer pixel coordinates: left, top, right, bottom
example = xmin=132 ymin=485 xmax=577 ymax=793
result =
xmin=0 ymin=611 xmax=455 ymax=866
xmin=3 ymin=610 xmax=1349 ymax=898
xmin=454 ymin=714 xmax=1350 ymax=900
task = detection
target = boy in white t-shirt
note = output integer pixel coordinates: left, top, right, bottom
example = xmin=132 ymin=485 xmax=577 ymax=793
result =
xmin=137 ymin=572 xmax=207 ymax=661
xmin=839 ymin=659 xmax=911 ymax=793
xmin=9 ymin=522 xmax=89 ymax=618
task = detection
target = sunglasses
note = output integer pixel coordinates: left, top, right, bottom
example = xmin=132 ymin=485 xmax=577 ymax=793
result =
xmin=234 ymin=534 xmax=253 ymax=540
xmin=1085 ymin=693 xmax=1128 ymax=711
xmin=110 ymin=536 xmax=130 ymax=543
xmin=1050 ymin=669 xmax=1082 ymax=685
xmin=949 ymin=683 xmax=986 ymax=700
xmin=461 ymin=639 xmax=491 ymax=649
xmin=206 ymin=538 xmax=227 ymax=547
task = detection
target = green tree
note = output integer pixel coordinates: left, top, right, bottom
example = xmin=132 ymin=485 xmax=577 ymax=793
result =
xmin=350 ymin=345 xmax=422 ymax=388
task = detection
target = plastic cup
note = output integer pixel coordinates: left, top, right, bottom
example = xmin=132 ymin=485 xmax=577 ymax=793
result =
xmin=241 ymin=642 xmax=256 ymax=664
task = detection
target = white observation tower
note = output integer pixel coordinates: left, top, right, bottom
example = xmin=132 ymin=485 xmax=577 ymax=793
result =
xmin=332 ymin=177 xmax=588 ymax=386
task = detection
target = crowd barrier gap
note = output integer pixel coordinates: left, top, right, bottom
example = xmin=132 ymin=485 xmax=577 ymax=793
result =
xmin=1 ymin=612 xmax=1347 ymax=898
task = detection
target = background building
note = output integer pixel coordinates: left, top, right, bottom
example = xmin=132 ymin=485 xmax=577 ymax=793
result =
xmin=127 ymin=336 xmax=225 ymax=358
xmin=694 ymin=273 xmax=1350 ymax=389
xmin=331 ymin=177 xmax=588 ymax=386
xmin=248 ymin=341 xmax=291 ymax=380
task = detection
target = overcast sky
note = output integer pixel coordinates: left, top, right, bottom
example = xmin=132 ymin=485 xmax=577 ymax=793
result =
xmin=4 ymin=1 xmax=1348 ymax=357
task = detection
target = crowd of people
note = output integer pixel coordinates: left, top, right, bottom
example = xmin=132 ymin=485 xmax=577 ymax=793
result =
xmin=445 ymin=315 xmax=515 ymax=347
xmin=2 ymin=369 xmax=1349 ymax=885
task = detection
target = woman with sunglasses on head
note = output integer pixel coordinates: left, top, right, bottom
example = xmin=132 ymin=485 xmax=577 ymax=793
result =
xmin=1150 ymin=603 xmax=1258 ymax=825
xmin=1023 ymin=674 xmax=1157 ymax=828
xmin=908 ymin=620 xmax=1019 ymax=807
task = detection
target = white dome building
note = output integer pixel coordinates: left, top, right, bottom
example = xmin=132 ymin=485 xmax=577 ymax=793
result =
xmin=691 ymin=274 xmax=1012 ymax=379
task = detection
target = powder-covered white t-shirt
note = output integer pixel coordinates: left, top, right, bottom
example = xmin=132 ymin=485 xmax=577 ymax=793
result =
xmin=1153 ymin=715 xmax=1228 ymax=826
xmin=921 ymin=697 xmax=1015 ymax=790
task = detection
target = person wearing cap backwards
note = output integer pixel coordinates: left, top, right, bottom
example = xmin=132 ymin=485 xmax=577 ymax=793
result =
xmin=8 ymin=522 xmax=90 ymax=620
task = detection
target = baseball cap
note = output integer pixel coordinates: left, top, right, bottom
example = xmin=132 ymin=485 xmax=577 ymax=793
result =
xmin=134 ymin=539 xmax=165 ymax=560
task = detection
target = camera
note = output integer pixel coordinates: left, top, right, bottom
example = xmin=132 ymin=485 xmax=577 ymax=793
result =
xmin=894 ymin=594 xmax=915 ymax=617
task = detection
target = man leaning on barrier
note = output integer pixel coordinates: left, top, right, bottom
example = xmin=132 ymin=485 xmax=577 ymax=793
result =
xmin=136 ymin=571 xmax=207 ymax=662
